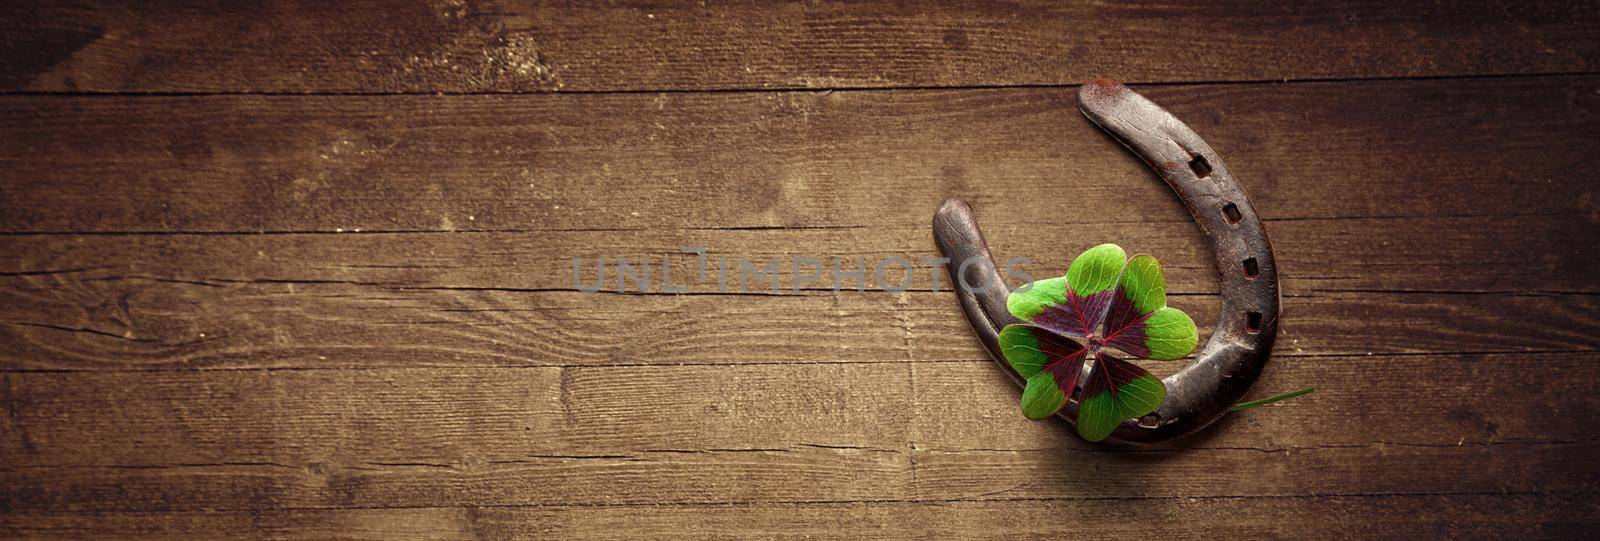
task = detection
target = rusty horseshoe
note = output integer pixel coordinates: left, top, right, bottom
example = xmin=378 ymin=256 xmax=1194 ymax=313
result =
xmin=933 ymin=80 xmax=1280 ymax=445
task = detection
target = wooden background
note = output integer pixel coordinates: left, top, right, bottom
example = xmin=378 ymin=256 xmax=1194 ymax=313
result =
xmin=2 ymin=1 xmax=1598 ymax=538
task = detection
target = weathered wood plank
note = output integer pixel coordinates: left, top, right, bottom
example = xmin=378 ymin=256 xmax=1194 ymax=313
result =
xmin=3 ymin=352 xmax=1596 ymax=510
xmin=2 ymin=1 xmax=1596 ymax=93
xmin=3 ymin=493 xmax=1595 ymax=540
xmin=4 ymin=442 xmax=1593 ymax=511
xmin=5 ymin=213 xmax=1596 ymax=296
xmin=2 ymin=271 xmax=1595 ymax=370
xmin=1 ymin=78 xmax=1596 ymax=233
xmin=470 ymin=493 xmax=1600 ymax=539
xmin=4 ymin=353 xmax=1593 ymax=465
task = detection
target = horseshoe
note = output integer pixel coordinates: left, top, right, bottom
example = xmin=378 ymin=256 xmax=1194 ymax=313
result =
xmin=933 ymin=79 xmax=1279 ymax=445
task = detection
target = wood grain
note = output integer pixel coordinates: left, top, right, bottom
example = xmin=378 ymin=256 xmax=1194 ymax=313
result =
xmin=1 ymin=277 xmax=1595 ymax=371
xmin=2 ymin=1 xmax=1597 ymax=93
xmin=4 ymin=352 xmax=1597 ymax=511
xmin=4 ymin=493 xmax=1594 ymax=540
xmin=4 ymin=352 xmax=1594 ymax=465
xmin=5 ymin=213 xmax=1596 ymax=296
xmin=4 ymin=440 xmax=1595 ymax=511
xmin=2 ymin=78 xmax=1596 ymax=234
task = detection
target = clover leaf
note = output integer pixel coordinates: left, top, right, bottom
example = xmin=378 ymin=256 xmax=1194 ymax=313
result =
xmin=999 ymin=243 xmax=1199 ymax=442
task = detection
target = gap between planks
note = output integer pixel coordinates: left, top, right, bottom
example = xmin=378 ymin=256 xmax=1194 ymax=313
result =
xmin=0 ymin=70 xmax=1597 ymax=98
xmin=0 ymin=488 xmax=1590 ymax=514
xmin=0 ymin=209 xmax=1589 ymax=237
xmin=0 ymin=349 xmax=1593 ymax=374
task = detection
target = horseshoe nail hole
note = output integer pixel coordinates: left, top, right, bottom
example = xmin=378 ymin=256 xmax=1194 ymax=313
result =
xmin=1188 ymin=154 xmax=1213 ymax=179
xmin=1242 ymin=257 xmax=1259 ymax=278
xmin=1137 ymin=413 xmax=1162 ymax=428
xmin=1246 ymin=311 xmax=1263 ymax=334
xmin=1222 ymin=202 xmax=1242 ymax=224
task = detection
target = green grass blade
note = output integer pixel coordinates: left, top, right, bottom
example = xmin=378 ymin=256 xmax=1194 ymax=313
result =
xmin=1231 ymin=387 xmax=1315 ymax=411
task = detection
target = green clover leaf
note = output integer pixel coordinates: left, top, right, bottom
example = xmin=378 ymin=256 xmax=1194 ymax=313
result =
xmin=999 ymin=243 xmax=1198 ymax=442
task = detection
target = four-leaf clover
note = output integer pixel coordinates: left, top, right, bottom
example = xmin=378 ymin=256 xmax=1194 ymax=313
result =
xmin=1000 ymin=243 xmax=1199 ymax=442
